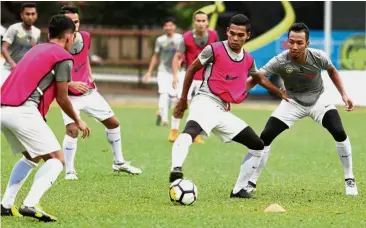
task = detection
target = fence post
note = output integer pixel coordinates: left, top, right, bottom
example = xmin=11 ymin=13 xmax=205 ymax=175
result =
xmin=137 ymin=24 xmax=143 ymax=88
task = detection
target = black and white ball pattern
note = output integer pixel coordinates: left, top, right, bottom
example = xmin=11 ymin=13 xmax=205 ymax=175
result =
xmin=169 ymin=179 xmax=198 ymax=205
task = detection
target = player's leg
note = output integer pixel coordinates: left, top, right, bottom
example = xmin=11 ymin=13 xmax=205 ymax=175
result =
xmin=247 ymin=99 xmax=305 ymax=192
xmin=84 ymin=91 xmax=142 ymax=174
xmin=2 ymin=106 xmax=64 ymax=221
xmin=61 ymin=96 xmax=81 ymax=180
xmin=311 ymin=103 xmax=357 ymax=195
xmin=170 ymin=96 xmax=218 ymax=182
xmin=191 ymin=80 xmax=205 ymax=144
xmin=157 ymin=72 xmax=170 ymax=126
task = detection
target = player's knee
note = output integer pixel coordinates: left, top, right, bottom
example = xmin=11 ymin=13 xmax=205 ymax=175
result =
xmin=66 ymin=124 xmax=79 ymax=138
xmin=102 ymin=116 xmax=120 ymax=129
xmin=233 ymin=126 xmax=264 ymax=150
xmin=182 ymin=120 xmax=203 ymax=141
xmin=260 ymin=117 xmax=288 ymax=146
xmin=322 ymin=109 xmax=347 ymax=142
xmin=41 ymin=151 xmax=65 ymax=165
xmin=333 ymin=129 xmax=347 ymax=142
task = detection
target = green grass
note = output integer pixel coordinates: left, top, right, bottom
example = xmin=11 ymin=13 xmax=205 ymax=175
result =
xmin=1 ymin=106 xmax=366 ymax=227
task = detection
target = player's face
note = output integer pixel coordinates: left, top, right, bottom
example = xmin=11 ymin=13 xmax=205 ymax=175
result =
xmin=226 ymin=24 xmax=250 ymax=52
xmin=163 ymin=22 xmax=176 ymax=36
xmin=194 ymin=14 xmax=209 ymax=33
xmin=288 ymin=31 xmax=309 ymax=59
xmin=65 ymin=31 xmax=77 ymax=51
xmin=21 ymin=7 xmax=38 ymax=26
xmin=65 ymin=13 xmax=80 ymax=32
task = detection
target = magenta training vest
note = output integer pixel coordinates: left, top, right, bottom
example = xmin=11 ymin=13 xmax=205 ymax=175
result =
xmin=183 ymin=29 xmax=218 ymax=80
xmin=207 ymin=42 xmax=253 ymax=104
xmin=68 ymin=31 xmax=95 ymax=96
xmin=1 ymin=43 xmax=73 ymax=119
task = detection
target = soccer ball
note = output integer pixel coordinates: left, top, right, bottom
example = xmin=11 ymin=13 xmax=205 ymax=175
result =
xmin=169 ymin=179 xmax=198 ymax=205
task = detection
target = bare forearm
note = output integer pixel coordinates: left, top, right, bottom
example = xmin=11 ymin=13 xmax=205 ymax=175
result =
xmin=147 ymin=55 xmax=159 ymax=73
xmin=1 ymin=47 xmax=15 ymax=66
xmin=245 ymin=76 xmax=259 ymax=92
xmin=87 ymin=57 xmax=94 ymax=82
xmin=172 ymin=53 xmax=181 ymax=79
xmin=180 ymin=66 xmax=195 ymax=99
xmin=329 ymin=70 xmax=347 ymax=96
xmin=56 ymin=97 xmax=80 ymax=123
xmin=258 ymin=77 xmax=282 ymax=97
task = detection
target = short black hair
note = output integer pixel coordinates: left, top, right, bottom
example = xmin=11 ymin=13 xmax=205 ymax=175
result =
xmin=20 ymin=2 xmax=37 ymax=13
xmin=48 ymin=14 xmax=76 ymax=39
xmin=163 ymin=17 xmax=176 ymax=25
xmin=288 ymin=22 xmax=309 ymax=41
xmin=228 ymin=14 xmax=251 ymax=33
xmin=60 ymin=5 xmax=79 ymax=14
xmin=194 ymin=11 xmax=207 ymax=19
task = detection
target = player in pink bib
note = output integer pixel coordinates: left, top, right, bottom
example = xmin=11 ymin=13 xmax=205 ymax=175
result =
xmin=169 ymin=14 xmax=288 ymax=199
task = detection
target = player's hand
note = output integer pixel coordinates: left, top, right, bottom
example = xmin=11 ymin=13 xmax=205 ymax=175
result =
xmin=279 ymin=88 xmax=289 ymax=102
xmin=69 ymin=81 xmax=89 ymax=93
xmin=10 ymin=62 xmax=16 ymax=70
xmin=173 ymin=98 xmax=188 ymax=118
xmin=172 ymin=76 xmax=178 ymax=89
xmin=75 ymin=119 xmax=91 ymax=139
xmin=342 ymin=94 xmax=354 ymax=111
xmin=143 ymin=72 xmax=151 ymax=83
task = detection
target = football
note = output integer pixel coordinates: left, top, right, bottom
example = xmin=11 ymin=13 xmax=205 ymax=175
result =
xmin=169 ymin=179 xmax=198 ymax=205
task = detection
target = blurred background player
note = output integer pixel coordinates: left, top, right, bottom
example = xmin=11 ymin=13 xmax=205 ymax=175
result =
xmin=60 ymin=5 xmax=142 ymax=180
xmin=170 ymin=11 xmax=219 ymax=144
xmin=245 ymin=22 xmax=358 ymax=196
xmin=169 ymin=14 xmax=288 ymax=199
xmin=143 ymin=17 xmax=182 ymax=127
xmin=1 ymin=14 xmax=90 ymax=222
xmin=1 ymin=2 xmax=40 ymax=86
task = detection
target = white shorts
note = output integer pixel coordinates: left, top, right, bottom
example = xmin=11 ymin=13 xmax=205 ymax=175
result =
xmin=176 ymin=70 xmax=202 ymax=100
xmin=61 ymin=90 xmax=114 ymax=126
xmin=0 ymin=67 xmax=11 ymax=87
xmin=1 ymin=103 xmax=61 ymax=158
xmin=271 ymin=93 xmax=337 ymax=128
xmin=157 ymin=71 xmax=176 ymax=96
xmin=186 ymin=95 xmax=248 ymax=143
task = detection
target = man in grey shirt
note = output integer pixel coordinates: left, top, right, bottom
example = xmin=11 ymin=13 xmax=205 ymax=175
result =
xmin=1 ymin=3 xmax=41 ymax=85
xmin=245 ymin=22 xmax=357 ymax=196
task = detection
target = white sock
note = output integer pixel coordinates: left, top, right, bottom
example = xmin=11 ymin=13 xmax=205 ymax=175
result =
xmin=158 ymin=93 xmax=169 ymax=123
xmin=63 ymin=135 xmax=78 ymax=173
xmin=171 ymin=133 xmax=193 ymax=170
xmin=106 ymin=126 xmax=125 ymax=164
xmin=1 ymin=157 xmax=37 ymax=208
xmin=336 ymin=137 xmax=354 ymax=179
xmin=249 ymin=146 xmax=270 ymax=184
xmin=233 ymin=149 xmax=263 ymax=194
xmin=23 ymin=159 xmax=63 ymax=207
xmin=171 ymin=116 xmax=181 ymax=130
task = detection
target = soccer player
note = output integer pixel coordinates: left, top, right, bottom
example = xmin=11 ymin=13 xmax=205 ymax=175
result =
xmin=59 ymin=5 xmax=142 ymax=180
xmin=169 ymin=11 xmax=219 ymax=143
xmin=1 ymin=14 xmax=90 ymax=222
xmin=143 ymin=17 xmax=182 ymax=127
xmin=244 ymin=22 xmax=358 ymax=196
xmin=169 ymin=14 xmax=288 ymax=199
xmin=1 ymin=3 xmax=40 ymax=86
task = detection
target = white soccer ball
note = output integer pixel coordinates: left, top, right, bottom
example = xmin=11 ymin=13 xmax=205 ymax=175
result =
xmin=169 ymin=179 xmax=198 ymax=205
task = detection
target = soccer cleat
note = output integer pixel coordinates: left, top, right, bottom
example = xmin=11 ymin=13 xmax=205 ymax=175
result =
xmin=1 ymin=205 xmax=22 ymax=217
xmin=246 ymin=181 xmax=257 ymax=193
xmin=19 ymin=204 xmax=57 ymax=222
xmin=193 ymin=135 xmax=204 ymax=144
xmin=168 ymin=129 xmax=179 ymax=142
xmin=156 ymin=110 xmax=161 ymax=126
xmin=169 ymin=167 xmax=183 ymax=183
xmin=64 ymin=171 xmax=78 ymax=180
xmin=345 ymin=178 xmax=358 ymax=196
xmin=230 ymin=189 xmax=256 ymax=199
xmin=113 ymin=161 xmax=142 ymax=175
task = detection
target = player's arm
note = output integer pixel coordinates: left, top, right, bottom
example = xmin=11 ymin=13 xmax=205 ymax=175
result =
xmin=55 ymin=60 xmax=90 ymax=138
xmin=1 ymin=26 xmax=17 ymax=70
xmin=250 ymin=70 xmax=288 ymax=101
xmin=144 ymin=38 xmax=160 ymax=82
xmin=327 ymin=66 xmax=354 ymax=111
xmin=172 ymin=38 xmax=185 ymax=87
xmin=87 ymin=56 xmax=94 ymax=82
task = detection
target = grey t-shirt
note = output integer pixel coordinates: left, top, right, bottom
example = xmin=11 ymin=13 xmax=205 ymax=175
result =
xmin=2 ymin=22 xmax=41 ymax=70
xmin=28 ymin=60 xmax=73 ymax=104
xmin=262 ymin=48 xmax=334 ymax=106
xmin=197 ymin=40 xmax=259 ymax=108
xmin=155 ymin=33 xmax=182 ymax=73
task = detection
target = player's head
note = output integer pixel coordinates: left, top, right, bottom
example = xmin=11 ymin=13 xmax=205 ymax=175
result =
xmin=163 ymin=17 xmax=176 ymax=36
xmin=226 ymin=14 xmax=251 ymax=52
xmin=287 ymin=22 xmax=310 ymax=59
xmin=48 ymin=14 xmax=76 ymax=51
xmin=20 ymin=2 xmax=38 ymax=26
xmin=193 ymin=11 xmax=209 ymax=33
xmin=60 ymin=5 xmax=80 ymax=32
